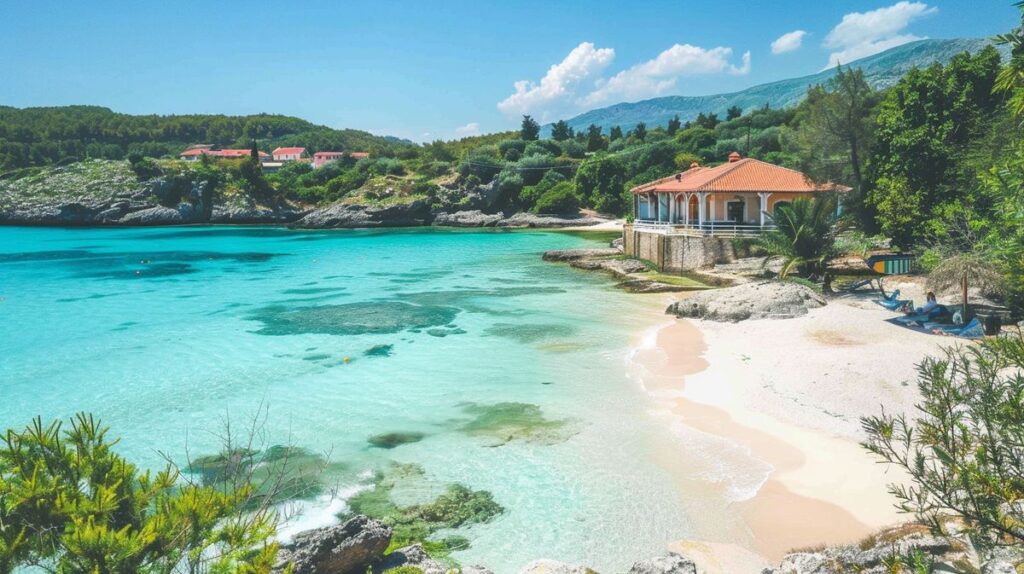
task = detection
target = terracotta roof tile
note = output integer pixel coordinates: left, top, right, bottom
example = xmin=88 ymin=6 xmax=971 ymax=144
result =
xmin=631 ymin=156 xmax=850 ymax=194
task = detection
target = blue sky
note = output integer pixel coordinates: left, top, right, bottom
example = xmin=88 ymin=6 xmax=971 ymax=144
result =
xmin=1 ymin=1 xmax=1016 ymax=141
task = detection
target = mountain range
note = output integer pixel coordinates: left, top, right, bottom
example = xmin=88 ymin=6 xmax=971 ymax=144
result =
xmin=558 ymin=38 xmax=1010 ymax=132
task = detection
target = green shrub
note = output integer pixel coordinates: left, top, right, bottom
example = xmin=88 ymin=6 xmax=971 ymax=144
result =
xmin=532 ymin=181 xmax=580 ymax=214
xmin=524 ymin=140 xmax=561 ymax=157
xmin=0 ymin=415 xmax=282 ymax=573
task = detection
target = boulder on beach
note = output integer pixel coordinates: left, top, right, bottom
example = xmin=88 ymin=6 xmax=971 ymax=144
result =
xmin=274 ymin=515 xmax=392 ymax=574
xmin=667 ymin=281 xmax=826 ymax=322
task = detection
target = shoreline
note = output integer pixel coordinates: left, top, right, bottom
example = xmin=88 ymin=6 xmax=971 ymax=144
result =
xmin=626 ymin=293 xmax=953 ymax=571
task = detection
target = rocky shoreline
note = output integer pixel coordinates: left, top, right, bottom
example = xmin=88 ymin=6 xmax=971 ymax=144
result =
xmin=275 ymin=515 xmax=1019 ymax=574
xmin=541 ymin=246 xmax=721 ymax=294
xmin=0 ymin=197 xmax=609 ymax=229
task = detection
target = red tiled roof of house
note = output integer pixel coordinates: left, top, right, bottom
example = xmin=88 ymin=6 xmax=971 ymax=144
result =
xmin=631 ymin=153 xmax=851 ymax=194
xmin=272 ymin=147 xmax=307 ymax=155
xmin=179 ymin=148 xmax=207 ymax=157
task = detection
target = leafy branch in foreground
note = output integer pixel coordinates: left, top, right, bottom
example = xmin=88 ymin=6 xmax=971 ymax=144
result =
xmin=0 ymin=412 xmax=301 ymax=574
xmin=862 ymin=333 xmax=1024 ymax=552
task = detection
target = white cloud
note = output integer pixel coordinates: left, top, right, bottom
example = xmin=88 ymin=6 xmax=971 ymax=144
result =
xmin=823 ymin=1 xmax=937 ymax=68
xmin=771 ymin=30 xmax=807 ymax=54
xmin=454 ymin=122 xmax=480 ymax=136
xmin=583 ymin=44 xmax=751 ymax=106
xmin=497 ymin=42 xmax=615 ymax=119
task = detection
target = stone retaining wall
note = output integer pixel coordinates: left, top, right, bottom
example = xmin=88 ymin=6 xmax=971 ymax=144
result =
xmin=623 ymin=224 xmax=737 ymax=272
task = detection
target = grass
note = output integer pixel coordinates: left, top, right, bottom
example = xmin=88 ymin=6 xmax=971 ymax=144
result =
xmin=633 ymin=271 xmax=713 ymax=289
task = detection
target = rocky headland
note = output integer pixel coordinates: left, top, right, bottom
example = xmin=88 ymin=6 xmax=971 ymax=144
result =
xmin=0 ymin=160 xmax=610 ymax=229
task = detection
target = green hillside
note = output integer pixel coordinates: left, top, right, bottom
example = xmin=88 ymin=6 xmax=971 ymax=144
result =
xmin=0 ymin=105 xmax=410 ymax=171
xmin=560 ymin=38 xmax=1011 ymax=132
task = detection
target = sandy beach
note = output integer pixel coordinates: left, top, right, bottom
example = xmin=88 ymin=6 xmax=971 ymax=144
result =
xmin=629 ymin=282 xmax=955 ymax=572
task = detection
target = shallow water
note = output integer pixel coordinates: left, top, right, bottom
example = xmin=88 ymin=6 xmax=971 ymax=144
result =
xmin=0 ymin=226 xmax=695 ymax=572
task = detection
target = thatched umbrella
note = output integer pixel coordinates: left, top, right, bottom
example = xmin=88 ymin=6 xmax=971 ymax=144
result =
xmin=926 ymin=253 xmax=1005 ymax=318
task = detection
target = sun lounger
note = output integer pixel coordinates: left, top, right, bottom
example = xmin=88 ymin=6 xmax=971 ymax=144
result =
xmin=876 ymin=298 xmax=911 ymax=311
xmin=881 ymin=288 xmax=900 ymax=301
xmin=843 ymin=278 xmax=875 ymax=292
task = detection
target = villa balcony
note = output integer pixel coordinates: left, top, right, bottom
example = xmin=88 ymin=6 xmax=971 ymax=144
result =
xmin=632 ymin=219 xmax=777 ymax=237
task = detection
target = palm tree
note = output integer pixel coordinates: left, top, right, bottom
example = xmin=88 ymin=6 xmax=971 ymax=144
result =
xmin=758 ymin=195 xmax=840 ymax=280
xmin=994 ymin=1 xmax=1024 ymax=117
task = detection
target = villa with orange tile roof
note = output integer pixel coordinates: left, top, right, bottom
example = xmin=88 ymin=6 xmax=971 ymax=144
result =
xmin=272 ymin=147 xmax=308 ymax=161
xmin=630 ymin=151 xmax=848 ymax=235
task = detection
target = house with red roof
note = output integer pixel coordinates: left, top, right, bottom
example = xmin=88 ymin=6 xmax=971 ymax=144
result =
xmin=630 ymin=152 xmax=848 ymax=235
xmin=179 ymin=147 xmax=269 ymax=161
xmin=624 ymin=152 xmax=849 ymax=271
xmin=272 ymin=147 xmax=308 ymax=162
xmin=312 ymin=151 xmax=369 ymax=168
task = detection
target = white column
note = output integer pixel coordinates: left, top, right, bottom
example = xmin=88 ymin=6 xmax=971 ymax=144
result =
xmin=669 ymin=194 xmax=675 ymax=224
xmin=697 ymin=192 xmax=706 ymax=228
xmin=682 ymin=193 xmax=690 ymax=225
xmin=758 ymin=192 xmax=772 ymax=227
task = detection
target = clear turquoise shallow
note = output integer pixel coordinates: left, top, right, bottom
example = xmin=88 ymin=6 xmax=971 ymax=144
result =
xmin=0 ymin=226 xmax=691 ymax=572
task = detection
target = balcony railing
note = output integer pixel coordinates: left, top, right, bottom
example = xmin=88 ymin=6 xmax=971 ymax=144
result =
xmin=633 ymin=219 xmax=776 ymax=237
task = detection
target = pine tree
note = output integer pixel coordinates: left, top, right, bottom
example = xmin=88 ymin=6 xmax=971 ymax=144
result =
xmin=586 ymin=124 xmax=606 ymax=152
xmin=667 ymin=115 xmax=681 ymax=136
xmin=609 ymin=126 xmax=623 ymax=141
xmin=249 ymin=139 xmax=260 ymax=161
xmin=633 ymin=122 xmax=647 ymax=141
xmin=726 ymin=106 xmax=743 ymax=120
xmin=520 ymin=115 xmax=541 ymax=141
xmin=550 ymin=120 xmax=571 ymax=141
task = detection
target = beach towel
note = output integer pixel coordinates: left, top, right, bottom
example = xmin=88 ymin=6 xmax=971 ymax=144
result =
xmin=882 ymin=288 xmax=900 ymax=301
xmin=932 ymin=318 xmax=985 ymax=339
xmin=895 ymin=304 xmax=950 ymax=326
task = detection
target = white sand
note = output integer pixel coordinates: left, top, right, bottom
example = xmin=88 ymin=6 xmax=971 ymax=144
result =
xmin=630 ymin=292 xmax=959 ymax=569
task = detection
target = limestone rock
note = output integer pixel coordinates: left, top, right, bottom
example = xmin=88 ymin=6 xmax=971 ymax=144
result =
xmin=209 ymin=205 xmax=306 ymax=224
xmin=667 ymin=281 xmax=826 ymax=322
xmin=462 ymin=566 xmax=496 ymax=574
xmin=981 ymin=560 xmax=1017 ymax=574
xmin=627 ymin=552 xmax=698 ymax=574
xmin=570 ymin=258 xmax=647 ymax=277
xmin=432 ymin=209 xmax=503 ymax=227
xmin=373 ymin=544 xmax=447 ymax=574
xmin=518 ymin=559 xmax=596 ymax=574
xmin=291 ymin=200 xmax=431 ymax=228
xmin=274 ymin=515 xmax=392 ymax=574
xmin=495 ymin=212 xmax=606 ymax=228
xmin=542 ymin=248 xmax=621 ymax=261
xmin=118 ymin=205 xmax=185 ymax=225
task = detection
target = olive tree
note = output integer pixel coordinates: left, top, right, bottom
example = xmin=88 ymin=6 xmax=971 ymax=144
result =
xmin=862 ymin=334 xmax=1024 ymax=551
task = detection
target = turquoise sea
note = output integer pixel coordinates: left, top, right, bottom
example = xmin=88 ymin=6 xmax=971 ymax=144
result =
xmin=0 ymin=226 xmax=697 ymax=572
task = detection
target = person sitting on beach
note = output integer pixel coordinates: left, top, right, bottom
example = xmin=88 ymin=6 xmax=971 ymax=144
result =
xmin=905 ymin=291 xmax=938 ymax=315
